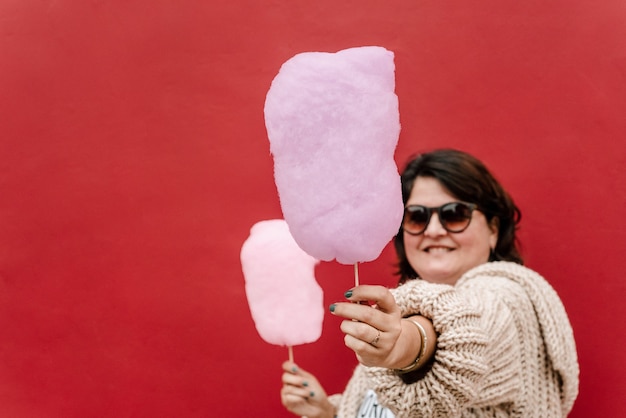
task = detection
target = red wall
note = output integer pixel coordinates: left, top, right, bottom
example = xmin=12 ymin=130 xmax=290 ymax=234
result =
xmin=1 ymin=1 xmax=625 ymax=416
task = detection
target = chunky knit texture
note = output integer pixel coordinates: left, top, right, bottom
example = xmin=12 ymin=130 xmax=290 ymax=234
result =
xmin=329 ymin=262 xmax=579 ymax=417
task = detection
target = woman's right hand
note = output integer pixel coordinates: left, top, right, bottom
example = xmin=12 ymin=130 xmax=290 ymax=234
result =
xmin=281 ymin=361 xmax=336 ymax=418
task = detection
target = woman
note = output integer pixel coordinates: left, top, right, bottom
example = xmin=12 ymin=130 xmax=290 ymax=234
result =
xmin=281 ymin=149 xmax=579 ymax=417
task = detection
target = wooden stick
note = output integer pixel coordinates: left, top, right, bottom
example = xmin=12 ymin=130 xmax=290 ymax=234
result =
xmin=288 ymin=345 xmax=294 ymax=363
xmin=354 ymin=262 xmax=359 ymax=287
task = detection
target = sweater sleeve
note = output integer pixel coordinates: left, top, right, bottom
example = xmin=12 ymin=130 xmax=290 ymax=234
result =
xmin=361 ymin=278 xmax=523 ymax=417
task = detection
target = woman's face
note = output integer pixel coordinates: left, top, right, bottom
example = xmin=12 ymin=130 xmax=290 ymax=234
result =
xmin=404 ymin=176 xmax=498 ymax=285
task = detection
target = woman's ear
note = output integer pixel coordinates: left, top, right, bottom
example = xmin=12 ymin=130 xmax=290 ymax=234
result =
xmin=488 ymin=217 xmax=499 ymax=250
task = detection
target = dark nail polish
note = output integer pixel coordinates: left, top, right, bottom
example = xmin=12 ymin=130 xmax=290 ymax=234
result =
xmin=302 ymin=381 xmax=308 ymax=387
xmin=309 ymin=391 xmax=315 ymax=397
xmin=344 ymin=289 xmax=353 ymax=298
xmin=329 ymin=304 xmax=336 ymax=313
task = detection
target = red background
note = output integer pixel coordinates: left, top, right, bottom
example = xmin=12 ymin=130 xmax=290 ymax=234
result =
xmin=1 ymin=1 xmax=625 ymax=416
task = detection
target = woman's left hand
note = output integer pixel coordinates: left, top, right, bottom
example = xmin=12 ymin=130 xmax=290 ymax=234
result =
xmin=329 ymin=285 xmax=405 ymax=368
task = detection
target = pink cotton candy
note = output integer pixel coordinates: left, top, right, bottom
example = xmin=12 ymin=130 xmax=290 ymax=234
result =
xmin=264 ymin=46 xmax=404 ymax=265
xmin=241 ymin=219 xmax=323 ymax=347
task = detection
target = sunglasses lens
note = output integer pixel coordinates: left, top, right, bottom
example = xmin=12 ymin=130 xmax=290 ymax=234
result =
xmin=440 ymin=203 xmax=473 ymax=232
xmin=403 ymin=206 xmax=430 ymax=235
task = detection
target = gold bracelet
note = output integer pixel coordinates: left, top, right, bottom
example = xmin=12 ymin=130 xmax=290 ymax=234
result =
xmin=395 ymin=318 xmax=428 ymax=374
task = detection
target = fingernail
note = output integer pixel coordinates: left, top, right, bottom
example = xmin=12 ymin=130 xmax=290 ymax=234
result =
xmin=344 ymin=289 xmax=353 ymax=298
xmin=309 ymin=391 xmax=315 ymax=397
xmin=329 ymin=304 xmax=336 ymax=313
xmin=302 ymin=381 xmax=308 ymax=387
xmin=291 ymin=366 xmax=298 ymax=373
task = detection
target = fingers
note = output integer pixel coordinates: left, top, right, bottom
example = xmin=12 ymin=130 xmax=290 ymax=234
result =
xmin=280 ymin=362 xmax=330 ymax=416
xmin=282 ymin=361 xmax=316 ymax=382
xmin=281 ymin=380 xmax=316 ymax=402
xmin=347 ymin=285 xmax=397 ymax=310
xmin=329 ymin=286 xmax=404 ymax=368
xmin=330 ymin=285 xmax=401 ymax=331
xmin=340 ymin=319 xmax=383 ymax=348
xmin=281 ymin=362 xmax=322 ymax=398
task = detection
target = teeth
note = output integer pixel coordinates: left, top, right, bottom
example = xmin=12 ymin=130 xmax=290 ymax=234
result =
xmin=427 ymin=247 xmax=451 ymax=253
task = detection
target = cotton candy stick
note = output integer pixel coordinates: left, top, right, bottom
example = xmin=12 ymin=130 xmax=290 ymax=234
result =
xmin=264 ymin=46 xmax=404 ymax=267
xmin=241 ymin=219 xmax=324 ymax=352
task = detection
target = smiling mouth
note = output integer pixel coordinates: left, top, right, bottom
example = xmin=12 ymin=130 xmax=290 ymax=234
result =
xmin=424 ymin=246 xmax=453 ymax=254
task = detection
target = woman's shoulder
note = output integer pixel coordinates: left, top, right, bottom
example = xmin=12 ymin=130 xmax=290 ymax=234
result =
xmin=457 ymin=261 xmax=570 ymax=323
xmin=457 ymin=261 xmax=549 ymax=289
xmin=462 ymin=261 xmax=537 ymax=279
xmin=454 ymin=262 xmax=557 ymax=305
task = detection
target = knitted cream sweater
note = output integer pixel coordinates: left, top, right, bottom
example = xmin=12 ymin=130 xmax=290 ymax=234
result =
xmin=329 ymin=262 xmax=579 ymax=417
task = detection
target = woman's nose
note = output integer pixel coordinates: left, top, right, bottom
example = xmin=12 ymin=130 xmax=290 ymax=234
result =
xmin=423 ymin=212 xmax=447 ymax=236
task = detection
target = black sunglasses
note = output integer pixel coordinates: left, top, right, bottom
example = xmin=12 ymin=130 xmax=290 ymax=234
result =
xmin=402 ymin=202 xmax=478 ymax=235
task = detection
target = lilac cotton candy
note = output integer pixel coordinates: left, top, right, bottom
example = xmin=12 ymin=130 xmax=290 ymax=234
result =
xmin=264 ymin=46 xmax=404 ymax=264
xmin=241 ymin=219 xmax=323 ymax=347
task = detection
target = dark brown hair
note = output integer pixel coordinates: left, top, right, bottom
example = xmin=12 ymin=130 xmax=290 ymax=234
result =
xmin=395 ymin=149 xmax=523 ymax=283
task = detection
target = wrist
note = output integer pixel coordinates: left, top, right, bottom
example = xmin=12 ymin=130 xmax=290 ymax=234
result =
xmin=394 ymin=317 xmax=428 ymax=374
xmin=319 ymin=400 xmax=336 ymax=418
